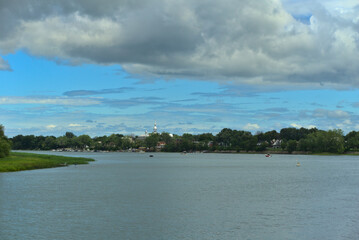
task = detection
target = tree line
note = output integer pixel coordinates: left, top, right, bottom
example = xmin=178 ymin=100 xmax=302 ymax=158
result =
xmin=6 ymin=126 xmax=359 ymax=154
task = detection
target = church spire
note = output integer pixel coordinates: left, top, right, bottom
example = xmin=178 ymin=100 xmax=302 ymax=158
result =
xmin=153 ymin=121 xmax=157 ymax=134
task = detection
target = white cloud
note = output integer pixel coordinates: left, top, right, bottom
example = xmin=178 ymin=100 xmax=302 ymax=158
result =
xmin=0 ymin=96 xmax=101 ymax=106
xmin=46 ymin=124 xmax=57 ymax=129
xmin=313 ymin=109 xmax=350 ymax=119
xmin=336 ymin=119 xmax=354 ymax=130
xmin=290 ymin=123 xmax=302 ymax=128
xmin=291 ymin=123 xmax=317 ymax=129
xmin=68 ymin=123 xmax=81 ymax=127
xmin=0 ymin=0 xmax=358 ymax=88
xmin=243 ymin=123 xmax=260 ymax=131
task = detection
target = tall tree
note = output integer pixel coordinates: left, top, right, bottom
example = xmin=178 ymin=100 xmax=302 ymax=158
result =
xmin=0 ymin=125 xmax=11 ymax=158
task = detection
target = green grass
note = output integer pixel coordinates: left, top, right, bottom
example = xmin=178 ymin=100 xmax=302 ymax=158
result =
xmin=0 ymin=152 xmax=94 ymax=172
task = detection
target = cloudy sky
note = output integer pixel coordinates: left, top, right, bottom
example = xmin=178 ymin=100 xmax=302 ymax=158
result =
xmin=1 ymin=0 xmax=359 ymax=137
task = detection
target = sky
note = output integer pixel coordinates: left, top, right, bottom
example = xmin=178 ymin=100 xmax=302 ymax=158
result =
xmin=0 ymin=0 xmax=359 ymax=137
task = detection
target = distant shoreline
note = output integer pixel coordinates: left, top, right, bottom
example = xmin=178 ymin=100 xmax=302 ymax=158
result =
xmin=201 ymin=150 xmax=359 ymax=156
xmin=15 ymin=149 xmax=359 ymax=156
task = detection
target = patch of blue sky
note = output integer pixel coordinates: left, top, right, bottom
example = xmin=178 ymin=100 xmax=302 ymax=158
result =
xmin=145 ymin=79 xmax=221 ymax=103
xmin=1 ymin=51 xmax=223 ymax=110
xmin=292 ymin=14 xmax=312 ymax=24
xmin=260 ymin=89 xmax=354 ymax=110
xmin=1 ymin=51 xmax=132 ymax=96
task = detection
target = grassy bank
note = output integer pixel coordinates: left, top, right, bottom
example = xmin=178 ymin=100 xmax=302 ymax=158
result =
xmin=0 ymin=152 xmax=94 ymax=172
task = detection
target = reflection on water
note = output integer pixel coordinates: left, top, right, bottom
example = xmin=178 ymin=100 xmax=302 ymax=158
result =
xmin=1 ymin=152 xmax=359 ymax=240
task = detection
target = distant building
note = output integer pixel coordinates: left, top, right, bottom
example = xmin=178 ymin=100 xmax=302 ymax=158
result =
xmin=157 ymin=141 xmax=166 ymax=150
xmin=153 ymin=121 xmax=158 ymax=134
xmin=271 ymin=139 xmax=282 ymax=149
xmin=137 ymin=129 xmax=149 ymax=141
xmin=137 ymin=122 xmax=158 ymax=140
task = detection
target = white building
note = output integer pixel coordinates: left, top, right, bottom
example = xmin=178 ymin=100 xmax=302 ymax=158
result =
xmin=153 ymin=121 xmax=158 ymax=134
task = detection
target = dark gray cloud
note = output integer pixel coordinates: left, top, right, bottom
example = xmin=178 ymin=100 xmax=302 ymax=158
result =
xmin=1 ymin=0 xmax=359 ymax=89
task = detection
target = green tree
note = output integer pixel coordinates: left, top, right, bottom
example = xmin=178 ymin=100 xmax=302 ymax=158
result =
xmin=11 ymin=135 xmax=37 ymax=150
xmin=297 ymin=138 xmax=310 ymax=152
xmin=65 ymin=132 xmax=76 ymax=138
xmin=327 ymin=129 xmax=345 ymax=153
xmin=145 ymin=134 xmax=160 ymax=150
xmin=345 ymin=131 xmax=359 ymax=151
xmin=178 ymin=138 xmax=194 ymax=152
xmin=0 ymin=140 xmax=11 ymax=158
xmin=76 ymin=135 xmax=93 ymax=150
xmin=286 ymin=140 xmax=297 ymax=153
xmin=305 ymin=129 xmax=344 ymax=153
xmin=42 ymin=136 xmax=57 ymax=150
xmin=10 ymin=135 xmax=25 ymax=149
xmin=196 ymin=133 xmax=214 ymax=142
xmin=160 ymin=132 xmax=173 ymax=144
xmin=216 ymin=128 xmax=233 ymax=148
xmin=0 ymin=125 xmax=11 ymax=158
xmin=121 ymin=137 xmax=133 ymax=150
xmin=56 ymin=136 xmax=70 ymax=149
xmin=243 ymin=135 xmax=257 ymax=152
xmin=280 ymin=128 xmax=298 ymax=141
xmin=256 ymin=141 xmax=268 ymax=151
xmin=263 ymin=130 xmax=280 ymax=142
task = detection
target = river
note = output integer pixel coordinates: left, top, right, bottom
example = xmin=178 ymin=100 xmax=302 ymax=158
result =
xmin=1 ymin=152 xmax=359 ymax=239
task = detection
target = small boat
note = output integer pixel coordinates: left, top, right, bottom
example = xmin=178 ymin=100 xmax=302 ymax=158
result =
xmin=265 ymin=153 xmax=271 ymax=157
xmin=296 ymin=161 xmax=300 ymax=167
xmin=149 ymin=155 xmax=154 ymax=157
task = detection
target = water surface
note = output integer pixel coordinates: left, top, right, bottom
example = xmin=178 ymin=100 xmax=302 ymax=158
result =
xmin=1 ymin=152 xmax=359 ymax=239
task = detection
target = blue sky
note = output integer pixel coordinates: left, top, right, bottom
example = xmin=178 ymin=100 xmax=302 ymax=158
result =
xmin=1 ymin=0 xmax=359 ymax=137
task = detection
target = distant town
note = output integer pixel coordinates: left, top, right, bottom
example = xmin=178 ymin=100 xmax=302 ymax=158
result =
xmin=4 ymin=122 xmax=359 ymax=155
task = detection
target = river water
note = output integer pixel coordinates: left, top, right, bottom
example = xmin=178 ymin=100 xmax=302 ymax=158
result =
xmin=1 ymin=152 xmax=359 ymax=240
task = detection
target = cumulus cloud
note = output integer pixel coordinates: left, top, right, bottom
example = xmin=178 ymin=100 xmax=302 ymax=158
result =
xmin=0 ymin=0 xmax=359 ymax=88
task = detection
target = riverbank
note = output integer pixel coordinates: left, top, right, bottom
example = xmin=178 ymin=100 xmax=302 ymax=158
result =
xmin=0 ymin=152 xmax=94 ymax=172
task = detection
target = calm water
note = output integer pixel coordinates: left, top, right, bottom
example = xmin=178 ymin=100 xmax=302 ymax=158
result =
xmin=1 ymin=152 xmax=359 ymax=240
